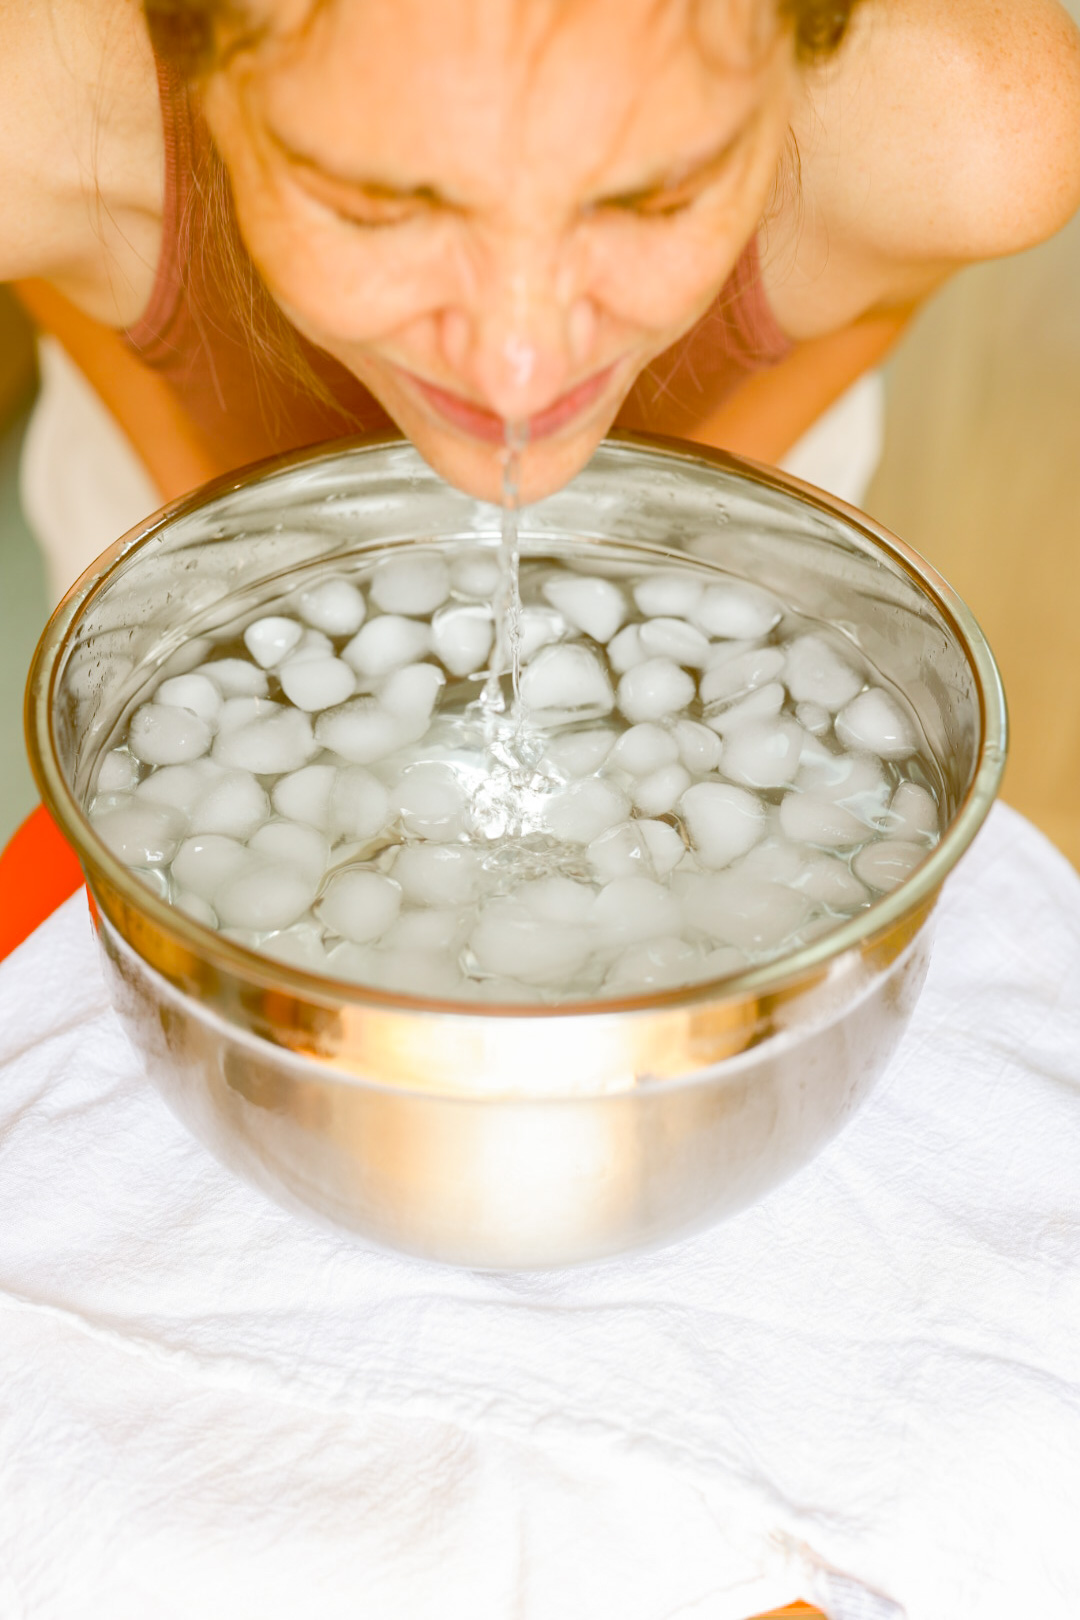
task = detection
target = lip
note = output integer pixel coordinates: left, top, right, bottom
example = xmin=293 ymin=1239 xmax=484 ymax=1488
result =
xmin=402 ymin=363 xmax=618 ymax=445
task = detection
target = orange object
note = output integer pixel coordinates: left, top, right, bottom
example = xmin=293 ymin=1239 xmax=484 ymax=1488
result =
xmin=0 ymin=804 xmax=84 ymax=962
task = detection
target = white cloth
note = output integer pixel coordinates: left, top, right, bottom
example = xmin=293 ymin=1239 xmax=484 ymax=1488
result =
xmin=1 ymin=802 xmax=1078 ymax=1620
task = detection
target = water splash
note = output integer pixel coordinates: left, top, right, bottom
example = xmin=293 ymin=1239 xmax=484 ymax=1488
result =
xmin=480 ymin=419 xmax=529 ymax=719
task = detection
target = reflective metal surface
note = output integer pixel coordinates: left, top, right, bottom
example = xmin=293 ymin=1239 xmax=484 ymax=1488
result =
xmin=27 ymin=434 xmax=1007 ymax=1267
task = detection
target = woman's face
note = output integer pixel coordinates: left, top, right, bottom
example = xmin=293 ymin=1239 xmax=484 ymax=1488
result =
xmin=204 ymin=0 xmax=798 ymax=502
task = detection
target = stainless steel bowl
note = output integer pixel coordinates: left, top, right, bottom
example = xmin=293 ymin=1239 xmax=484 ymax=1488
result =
xmin=26 ymin=434 xmax=1006 ymax=1268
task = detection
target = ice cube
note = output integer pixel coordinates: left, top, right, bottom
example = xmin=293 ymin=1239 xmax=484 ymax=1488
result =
xmin=343 ymin=615 xmax=431 ymax=677
xmin=795 ymin=746 xmax=889 ymax=816
xmin=380 ymin=908 xmax=471 ymax=954
xmin=379 ymin=662 xmax=445 ymax=723
xmin=297 ymin=577 xmax=366 ymax=636
xmin=738 ymin=836 xmax=805 ymax=884
xmin=272 ymin=763 xmax=336 ymax=828
xmin=703 ymin=682 xmax=786 ymax=736
xmin=390 ymin=763 xmax=467 ymax=840
xmin=469 ymin=900 xmax=591 ymax=986
xmin=328 ymin=766 xmax=391 ymax=841
xmin=195 ymin=659 xmax=269 ymax=698
xmin=289 ymin=628 xmax=336 ymax=663
xmin=778 ymin=792 xmax=867 ymax=849
xmin=136 ymin=761 xmax=217 ymax=814
xmin=606 ymin=624 xmax=648 ymax=675
xmin=616 ymin=658 xmax=696 ymax=723
xmin=318 ymin=869 xmax=403 ymax=943
xmin=215 ymin=861 xmax=318 ymax=932
xmin=540 ymin=777 xmax=629 ymax=843
xmin=638 ymin=617 xmax=712 ymax=667
xmin=370 ymin=554 xmax=450 ymax=617
xmin=370 ymin=950 xmax=463 ymax=997
xmin=609 ymin=723 xmax=680 ymax=777
xmin=172 ymin=833 xmax=254 ymax=899
xmin=324 ymin=940 xmax=381 ymax=983
xmin=249 ymin=819 xmax=329 ymax=885
xmin=632 ymin=762 xmax=692 ymax=817
xmin=671 ymin=718 xmax=722 ymax=774
xmin=794 ymin=855 xmax=870 ymax=909
xmin=886 ymin=781 xmax=939 ymax=841
xmin=174 ymin=890 xmax=218 ymax=928
xmin=451 ymin=550 xmax=503 ymax=599
xmin=783 ymin=634 xmax=864 ymax=712
xmin=720 ymin=720 xmax=804 ymax=789
xmin=604 ymin=935 xmax=701 ymax=994
xmin=835 ymin=688 xmax=917 ymax=760
xmin=679 ymin=782 xmax=765 ymax=868
xmin=632 ymin=572 xmax=703 ymax=619
xmin=243 ymin=615 xmax=304 ymax=670
xmin=278 ymin=655 xmax=356 ymax=712
xmin=520 ymin=644 xmax=614 ymax=718
xmin=96 ymin=748 xmax=139 ymax=794
xmin=700 ymin=646 xmax=786 ymax=707
xmin=189 ymin=769 xmax=270 ymax=839
xmin=260 ymin=921 xmax=330 ymax=972
xmin=517 ymin=876 xmax=597 ymax=925
xmin=541 ymin=575 xmax=627 ymax=643
xmin=592 ymin=876 xmax=682 ymax=947
xmin=211 ymin=709 xmax=316 ymax=774
xmin=692 ymin=581 xmax=782 ymax=639
xmin=795 ymin=701 xmax=831 ymax=737
xmin=92 ymin=801 xmax=186 ymax=866
xmin=315 ymin=697 xmax=413 ymax=764
xmin=393 ymin=843 xmax=482 ymax=907
xmin=432 ymin=604 xmax=494 ymax=676
xmin=677 ymin=871 xmax=809 ymax=951
xmin=852 ymin=839 xmax=926 ymax=893
xmin=128 ymin=703 xmax=213 ymax=766
xmin=216 ymin=696 xmax=281 ymax=733
xmin=518 ymin=606 xmax=566 ymax=661
xmin=154 ymin=673 xmax=224 ymax=726
xmin=542 ymin=727 xmax=617 ymax=779
xmin=639 ymin=818 xmax=687 ymax=877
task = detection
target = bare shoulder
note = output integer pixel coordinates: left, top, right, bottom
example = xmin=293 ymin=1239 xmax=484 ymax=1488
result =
xmin=766 ymin=0 xmax=1080 ymax=336
xmin=0 ymin=0 xmax=163 ymax=326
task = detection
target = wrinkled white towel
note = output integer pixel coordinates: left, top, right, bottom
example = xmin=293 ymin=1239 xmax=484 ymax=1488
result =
xmin=0 ymin=801 xmax=1078 ymax=1620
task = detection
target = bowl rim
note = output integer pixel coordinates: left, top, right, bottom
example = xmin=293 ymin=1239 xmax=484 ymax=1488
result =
xmin=25 ymin=430 xmax=1007 ymax=1021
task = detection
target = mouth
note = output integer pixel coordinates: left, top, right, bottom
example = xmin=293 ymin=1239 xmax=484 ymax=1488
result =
xmin=400 ymin=363 xmax=619 ymax=446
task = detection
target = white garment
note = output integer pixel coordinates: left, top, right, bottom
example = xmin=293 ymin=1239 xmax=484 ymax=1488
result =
xmin=0 ymin=802 xmax=1078 ymax=1620
xmin=19 ymin=338 xmax=886 ymax=605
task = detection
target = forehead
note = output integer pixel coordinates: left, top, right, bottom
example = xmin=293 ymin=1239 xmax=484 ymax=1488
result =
xmin=236 ymin=0 xmax=782 ymax=194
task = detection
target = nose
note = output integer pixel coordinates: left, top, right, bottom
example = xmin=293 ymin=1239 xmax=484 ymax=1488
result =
xmin=439 ymin=234 xmax=598 ymax=423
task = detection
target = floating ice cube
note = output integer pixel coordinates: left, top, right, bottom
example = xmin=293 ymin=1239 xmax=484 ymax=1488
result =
xmin=541 ymin=575 xmax=627 ymax=643
xmin=794 ymin=855 xmax=870 ymax=909
xmin=720 ymin=720 xmax=804 ymax=789
xmin=700 ymin=646 xmax=786 ymax=708
xmin=324 ymin=940 xmax=381 ymax=983
xmin=297 ymin=577 xmax=366 ymax=636
xmin=195 ymin=659 xmax=269 ymax=698
xmin=212 ymin=709 xmax=316 ymax=774
xmin=249 ymin=819 xmax=329 ymax=886
xmin=520 ymin=644 xmax=614 ymax=718
xmin=390 ymin=764 xmax=467 ymax=840
xmin=604 ymin=935 xmax=701 ymax=994
xmin=692 ymin=945 xmax=747 ymax=981
xmin=852 ymin=839 xmax=926 ymax=893
xmin=215 ymin=861 xmax=318 ymax=932
xmin=693 ymin=581 xmax=782 ymax=640
xmin=886 ymin=781 xmax=939 ymax=841
xmin=432 ymin=605 xmax=494 ymax=676
xmin=609 ymin=723 xmax=680 ymax=777
xmin=795 ymin=701 xmax=831 ymax=736
xmin=380 ymin=908 xmax=471 ymax=954
xmin=155 ymin=673 xmax=224 ymax=726
xmin=637 ymin=617 xmax=711 ymax=667
xmin=592 ymin=876 xmax=682 ymax=947
xmin=517 ymin=876 xmax=597 ymax=925
xmin=260 ymin=921 xmax=330 ymax=972
xmin=835 ymin=688 xmax=917 ymax=760
xmin=174 ymin=890 xmax=217 ymax=928
xmin=542 ymin=727 xmax=617 ymax=779
xmin=128 ymin=703 xmax=213 ymax=766
xmin=704 ymin=682 xmax=786 ymax=736
xmin=541 ymin=777 xmax=629 ymax=843
xmin=272 ymin=763 xmax=336 ymax=828
xmin=783 ymin=634 xmax=864 ymax=711
xmin=343 ymin=615 xmax=432 ymax=677
xmin=392 ymin=843 xmax=482 ymax=907
xmin=518 ymin=607 xmax=566 ymax=661
xmin=216 ymin=696 xmax=281 ymax=733
xmin=315 ymin=697 xmax=413 ymax=764
xmin=370 ymin=554 xmax=450 ymax=616
xmin=289 ymin=629 xmax=336 ymax=664
xmin=278 ymin=655 xmax=356 ymax=712
xmin=677 ymin=872 xmax=809 ymax=951
xmin=738 ymin=836 xmax=804 ymax=884
xmin=92 ymin=801 xmax=186 ymax=866
xmin=606 ymin=624 xmax=648 ymax=675
xmin=136 ymin=761 xmax=217 ymax=814
xmin=680 ymin=782 xmax=765 ymax=868
xmin=370 ymin=949 xmax=463 ymax=997
xmin=469 ymin=900 xmax=591 ymax=986
xmin=795 ymin=746 xmax=889 ymax=815
xmin=632 ymin=572 xmax=703 ymax=619
xmin=639 ymin=818 xmax=687 ymax=877
xmin=243 ymin=615 xmax=304 ymax=670
xmin=778 ymin=791 xmax=867 ymax=849
xmin=379 ymin=662 xmax=445 ymax=723
xmin=329 ymin=766 xmax=391 ymax=841
xmin=96 ymin=748 xmax=139 ymax=794
xmin=450 ymin=550 xmax=503 ymax=599
xmin=189 ymin=769 xmax=270 ymax=839
xmin=616 ymin=658 xmax=696 ymax=723
xmin=587 ymin=821 xmax=659 ymax=882
xmin=671 ymin=718 xmax=722 ymax=774
xmin=319 ymin=870 xmax=403 ymax=943
xmin=172 ymin=834 xmax=254 ymax=899
xmin=632 ymin=762 xmax=692 ymax=817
